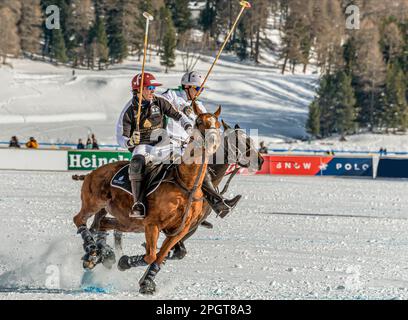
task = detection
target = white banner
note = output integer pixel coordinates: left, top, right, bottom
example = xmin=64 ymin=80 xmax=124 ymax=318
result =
xmin=0 ymin=148 xmax=68 ymax=171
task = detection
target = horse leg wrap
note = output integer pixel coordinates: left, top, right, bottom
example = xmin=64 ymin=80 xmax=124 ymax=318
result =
xmin=78 ymin=225 xmax=97 ymax=253
xmin=95 ymin=231 xmax=108 ymax=248
xmin=139 ymin=263 xmax=161 ymax=286
xmin=114 ymin=231 xmax=123 ymax=252
xmin=94 ymin=231 xmax=116 ymax=268
xmin=128 ymin=255 xmax=148 ymax=267
xmin=118 ymin=255 xmax=147 ymax=271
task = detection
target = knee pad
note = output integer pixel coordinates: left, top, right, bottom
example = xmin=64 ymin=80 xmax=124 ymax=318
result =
xmin=129 ymin=155 xmax=146 ymax=180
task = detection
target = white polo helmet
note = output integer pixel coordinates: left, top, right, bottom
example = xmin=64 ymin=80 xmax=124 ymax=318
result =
xmin=181 ymin=71 xmax=204 ymax=87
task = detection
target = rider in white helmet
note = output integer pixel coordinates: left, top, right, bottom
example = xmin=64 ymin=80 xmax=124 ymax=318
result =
xmin=161 ymin=71 xmax=207 ymax=131
xmin=161 ymin=71 xmax=241 ymax=220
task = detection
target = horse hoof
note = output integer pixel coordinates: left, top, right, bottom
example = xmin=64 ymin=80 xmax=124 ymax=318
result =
xmin=82 ymin=252 xmax=99 ymax=270
xmin=139 ymin=280 xmax=156 ymax=295
xmin=83 ymin=257 xmax=97 ymax=270
xmin=117 ymin=255 xmax=131 ymax=271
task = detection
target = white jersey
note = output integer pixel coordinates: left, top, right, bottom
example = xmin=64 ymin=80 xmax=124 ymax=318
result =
xmin=160 ymin=88 xmax=207 ymax=144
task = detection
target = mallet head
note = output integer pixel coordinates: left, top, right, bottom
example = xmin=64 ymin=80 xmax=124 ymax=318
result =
xmin=239 ymin=1 xmax=251 ymax=8
xmin=143 ymin=12 xmax=154 ymax=21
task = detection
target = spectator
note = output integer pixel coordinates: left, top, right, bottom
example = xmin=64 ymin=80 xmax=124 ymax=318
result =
xmin=384 ymin=148 xmax=387 ymax=156
xmin=86 ymin=138 xmax=93 ymax=149
xmin=77 ymin=139 xmax=85 ymax=150
xmin=26 ymin=137 xmax=39 ymax=149
xmin=92 ymin=138 xmax=99 ymax=150
xmin=259 ymin=141 xmax=268 ymax=154
xmin=9 ymin=136 xmax=21 ymax=148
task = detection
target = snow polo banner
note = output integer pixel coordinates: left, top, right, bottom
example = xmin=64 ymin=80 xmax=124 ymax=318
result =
xmin=320 ymin=157 xmax=373 ymax=177
xmin=68 ymin=150 xmax=131 ymax=170
xmin=268 ymin=156 xmax=333 ymax=175
xmin=377 ymin=158 xmax=408 ymax=178
xmin=267 ymin=156 xmax=373 ymax=176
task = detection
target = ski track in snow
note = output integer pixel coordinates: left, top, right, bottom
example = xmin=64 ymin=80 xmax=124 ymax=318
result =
xmin=0 ymin=171 xmax=408 ymax=300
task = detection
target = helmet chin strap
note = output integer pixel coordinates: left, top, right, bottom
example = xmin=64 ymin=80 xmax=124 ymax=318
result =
xmin=185 ymin=87 xmax=193 ymax=101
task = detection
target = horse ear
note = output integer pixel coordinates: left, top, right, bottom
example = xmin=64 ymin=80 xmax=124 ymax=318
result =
xmin=235 ymin=124 xmax=241 ymax=129
xmin=221 ymin=119 xmax=231 ymax=130
xmin=192 ymin=101 xmax=202 ymax=116
xmin=214 ymin=105 xmax=221 ymax=118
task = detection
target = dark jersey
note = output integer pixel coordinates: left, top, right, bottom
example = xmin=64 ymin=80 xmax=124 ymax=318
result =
xmin=116 ymin=95 xmax=191 ymax=149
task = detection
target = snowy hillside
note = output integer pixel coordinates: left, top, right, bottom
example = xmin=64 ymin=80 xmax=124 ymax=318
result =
xmin=0 ymin=52 xmax=318 ymax=146
xmin=1 ymin=51 xmax=407 ymax=153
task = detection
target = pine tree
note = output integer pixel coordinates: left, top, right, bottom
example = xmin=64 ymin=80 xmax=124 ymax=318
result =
xmin=89 ymin=14 xmax=109 ymax=69
xmin=166 ymin=0 xmax=192 ymax=34
xmin=199 ymin=0 xmax=217 ymax=38
xmin=51 ymin=28 xmax=68 ymax=63
xmin=235 ymin=21 xmax=248 ymax=61
xmin=160 ymin=7 xmax=176 ymax=73
xmin=106 ymin=3 xmax=128 ymax=63
xmin=19 ymin=0 xmax=42 ymax=57
xmin=307 ymin=100 xmax=321 ymax=137
xmin=383 ymin=63 xmax=408 ymax=132
xmin=333 ymin=71 xmax=356 ymax=137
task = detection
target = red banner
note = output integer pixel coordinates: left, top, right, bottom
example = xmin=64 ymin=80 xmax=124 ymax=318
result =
xmin=268 ymin=155 xmax=332 ymax=175
xmin=226 ymin=155 xmax=336 ymax=175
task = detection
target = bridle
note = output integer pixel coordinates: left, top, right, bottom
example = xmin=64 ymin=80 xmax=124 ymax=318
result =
xmin=163 ymin=115 xmax=221 ymax=237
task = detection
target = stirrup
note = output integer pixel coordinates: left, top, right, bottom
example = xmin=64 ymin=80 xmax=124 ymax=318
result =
xmin=217 ymin=195 xmax=242 ymax=219
xmin=129 ymin=202 xmax=146 ymax=219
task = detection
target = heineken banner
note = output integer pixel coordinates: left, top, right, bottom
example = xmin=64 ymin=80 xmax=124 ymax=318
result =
xmin=68 ymin=150 xmax=132 ymax=171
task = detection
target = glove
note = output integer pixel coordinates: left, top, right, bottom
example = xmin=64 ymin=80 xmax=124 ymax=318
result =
xmin=127 ymin=131 xmax=141 ymax=147
xmin=183 ymin=105 xmax=193 ymax=117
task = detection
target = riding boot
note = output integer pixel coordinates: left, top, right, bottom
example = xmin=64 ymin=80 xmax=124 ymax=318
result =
xmin=129 ymin=155 xmax=146 ymax=219
xmin=202 ymin=172 xmax=242 ymax=218
xmin=129 ymin=178 xmax=146 ymax=219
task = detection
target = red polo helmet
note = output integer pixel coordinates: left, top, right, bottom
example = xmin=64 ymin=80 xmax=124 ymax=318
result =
xmin=131 ymin=73 xmax=162 ymax=91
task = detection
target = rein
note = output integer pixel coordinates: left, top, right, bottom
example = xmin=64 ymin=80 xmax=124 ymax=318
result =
xmin=220 ymin=166 xmax=240 ymax=195
xmin=163 ymin=146 xmax=206 ymax=238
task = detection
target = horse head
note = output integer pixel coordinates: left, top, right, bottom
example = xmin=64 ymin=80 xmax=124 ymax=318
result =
xmin=222 ymin=120 xmax=264 ymax=171
xmin=192 ymin=103 xmax=222 ymax=157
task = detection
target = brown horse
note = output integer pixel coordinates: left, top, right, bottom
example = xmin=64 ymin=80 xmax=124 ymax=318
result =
xmin=88 ymin=121 xmax=265 ymax=260
xmin=73 ymin=104 xmax=222 ymax=294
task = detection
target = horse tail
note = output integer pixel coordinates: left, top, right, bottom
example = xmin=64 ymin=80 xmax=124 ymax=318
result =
xmin=72 ymin=174 xmax=87 ymax=181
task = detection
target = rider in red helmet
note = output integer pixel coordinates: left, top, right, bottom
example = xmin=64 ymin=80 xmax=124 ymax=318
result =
xmin=116 ymin=72 xmax=193 ymax=218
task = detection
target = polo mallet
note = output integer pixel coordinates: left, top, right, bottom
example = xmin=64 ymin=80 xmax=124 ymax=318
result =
xmin=193 ymin=1 xmax=251 ymax=103
xmin=136 ymin=12 xmax=154 ymax=131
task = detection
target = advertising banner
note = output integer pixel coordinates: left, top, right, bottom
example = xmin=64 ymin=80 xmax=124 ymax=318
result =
xmin=268 ymin=156 xmax=333 ymax=175
xmin=68 ymin=150 xmax=131 ymax=171
xmin=320 ymin=157 xmax=373 ymax=177
xmin=377 ymin=158 xmax=408 ymax=178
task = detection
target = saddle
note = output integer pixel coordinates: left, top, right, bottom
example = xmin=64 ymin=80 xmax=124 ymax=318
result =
xmin=111 ymin=161 xmax=175 ymax=198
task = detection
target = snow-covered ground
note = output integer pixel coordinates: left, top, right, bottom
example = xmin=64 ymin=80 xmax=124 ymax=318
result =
xmin=1 ymin=171 xmax=408 ymax=300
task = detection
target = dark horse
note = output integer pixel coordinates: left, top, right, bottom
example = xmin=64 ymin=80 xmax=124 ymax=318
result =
xmin=86 ymin=120 xmax=264 ymax=262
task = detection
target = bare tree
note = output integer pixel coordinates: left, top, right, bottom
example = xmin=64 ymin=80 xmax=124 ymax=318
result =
xmin=0 ymin=3 xmax=21 ymax=64
xmin=19 ymin=0 xmax=42 ymax=58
